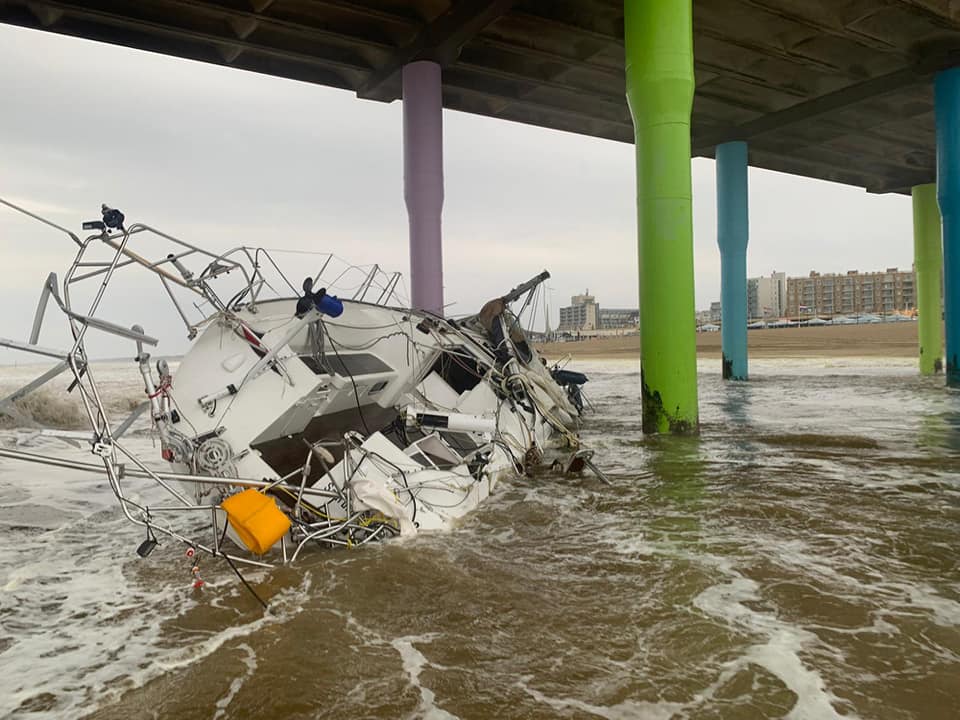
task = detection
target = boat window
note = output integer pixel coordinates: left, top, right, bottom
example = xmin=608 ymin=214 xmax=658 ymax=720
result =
xmin=408 ymin=451 xmax=431 ymax=467
xmin=252 ymin=405 xmax=400 ymax=486
xmin=440 ymin=431 xmax=479 ymax=454
xmin=405 ymin=434 xmax=462 ymax=470
xmin=429 ymin=347 xmax=484 ymax=394
xmin=299 ymin=352 xmax=392 ymax=377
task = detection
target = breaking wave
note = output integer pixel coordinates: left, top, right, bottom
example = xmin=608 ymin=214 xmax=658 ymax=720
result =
xmin=0 ymin=388 xmax=88 ymax=430
xmin=0 ymin=388 xmax=145 ymax=431
xmin=0 ymin=362 xmax=147 ymax=431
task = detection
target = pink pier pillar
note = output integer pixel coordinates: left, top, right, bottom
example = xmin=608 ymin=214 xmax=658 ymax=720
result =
xmin=403 ymin=61 xmax=445 ymax=315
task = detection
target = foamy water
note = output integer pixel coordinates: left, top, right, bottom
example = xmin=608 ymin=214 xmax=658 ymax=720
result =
xmin=0 ymin=358 xmax=958 ymax=719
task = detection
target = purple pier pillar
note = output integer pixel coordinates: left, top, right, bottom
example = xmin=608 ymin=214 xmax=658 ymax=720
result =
xmin=403 ymin=61 xmax=444 ymax=315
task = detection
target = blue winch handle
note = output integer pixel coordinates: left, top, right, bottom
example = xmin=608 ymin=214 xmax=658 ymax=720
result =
xmin=316 ymin=293 xmax=343 ymax=317
xmin=296 ymin=277 xmax=344 ymax=318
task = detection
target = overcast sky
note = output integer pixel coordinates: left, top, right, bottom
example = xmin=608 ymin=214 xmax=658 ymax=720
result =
xmin=0 ymin=23 xmax=915 ymax=360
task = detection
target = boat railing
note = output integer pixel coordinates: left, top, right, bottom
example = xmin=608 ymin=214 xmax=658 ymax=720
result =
xmin=1 ymin=197 xmax=408 ymax=337
xmin=0 ymin=197 xmax=411 ymax=566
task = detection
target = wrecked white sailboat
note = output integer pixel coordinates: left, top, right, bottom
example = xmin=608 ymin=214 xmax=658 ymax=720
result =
xmin=0 ymin=199 xmax=600 ymax=576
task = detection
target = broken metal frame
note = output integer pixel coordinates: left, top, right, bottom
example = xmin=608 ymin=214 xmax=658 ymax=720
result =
xmin=0 ymin=197 xmax=408 ymax=566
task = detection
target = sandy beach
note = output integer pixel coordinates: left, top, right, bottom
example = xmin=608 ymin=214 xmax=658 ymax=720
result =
xmin=536 ymin=321 xmax=926 ymax=359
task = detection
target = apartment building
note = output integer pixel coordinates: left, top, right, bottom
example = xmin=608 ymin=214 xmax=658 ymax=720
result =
xmin=599 ymin=308 xmax=639 ymax=329
xmin=785 ymin=268 xmax=916 ymax=317
xmin=747 ymin=272 xmax=787 ymax=320
xmin=558 ymin=292 xmax=600 ymax=332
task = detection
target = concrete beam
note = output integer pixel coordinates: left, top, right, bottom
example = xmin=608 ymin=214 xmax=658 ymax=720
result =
xmin=7 ymin=0 xmax=371 ymax=77
xmin=441 ymin=66 xmax=631 ymax=126
xmin=693 ymin=67 xmax=925 ymax=154
xmin=442 ymin=89 xmax=634 ymax=143
xmin=358 ymin=0 xmax=517 ymax=102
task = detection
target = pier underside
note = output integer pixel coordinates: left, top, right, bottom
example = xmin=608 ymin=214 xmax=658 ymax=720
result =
xmin=0 ymin=0 xmax=953 ymax=195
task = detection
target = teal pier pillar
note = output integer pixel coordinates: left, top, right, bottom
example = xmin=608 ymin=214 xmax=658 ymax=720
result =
xmin=912 ymin=184 xmax=943 ymax=375
xmin=625 ymin=0 xmax=699 ymax=433
xmin=935 ymin=68 xmax=960 ymax=385
xmin=716 ymin=141 xmax=749 ymax=380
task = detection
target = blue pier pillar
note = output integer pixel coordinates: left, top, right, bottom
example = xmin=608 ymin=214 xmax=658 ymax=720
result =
xmin=936 ymin=69 xmax=960 ymax=386
xmin=716 ymin=141 xmax=749 ymax=380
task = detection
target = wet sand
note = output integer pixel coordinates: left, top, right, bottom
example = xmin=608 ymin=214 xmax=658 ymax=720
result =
xmin=537 ymin=321 xmax=924 ymax=359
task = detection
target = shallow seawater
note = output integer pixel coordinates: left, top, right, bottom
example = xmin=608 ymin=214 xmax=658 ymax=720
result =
xmin=0 ymin=358 xmax=958 ymax=719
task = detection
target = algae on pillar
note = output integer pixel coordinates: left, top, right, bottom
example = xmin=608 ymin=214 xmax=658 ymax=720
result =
xmin=935 ymin=67 xmax=960 ymax=385
xmin=716 ymin=141 xmax=749 ymax=381
xmin=912 ymin=184 xmax=943 ymax=375
xmin=624 ymin=0 xmax=699 ymax=433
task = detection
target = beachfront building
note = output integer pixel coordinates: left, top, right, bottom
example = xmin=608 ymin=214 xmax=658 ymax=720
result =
xmin=747 ymin=272 xmax=787 ymax=320
xmin=709 ymin=301 xmax=722 ymax=323
xmin=559 ymin=293 xmax=639 ymax=335
xmin=785 ymin=268 xmax=917 ymax=317
xmin=600 ymin=308 xmax=639 ymax=330
xmin=558 ymin=292 xmax=600 ymax=333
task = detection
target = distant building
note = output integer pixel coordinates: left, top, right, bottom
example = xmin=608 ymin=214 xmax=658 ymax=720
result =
xmin=747 ymin=271 xmax=787 ymax=320
xmin=599 ymin=308 xmax=639 ymax=329
xmin=702 ymin=266 xmax=916 ymax=325
xmin=558 ymin=293 xmax=638 ymax=335
xmin=559 ymin=291 xmax=600 ymax=333
xmin=785 ymin=267 xmax=916 ymax=317
xmin=709 ymin=301 xmax=721 ymax=323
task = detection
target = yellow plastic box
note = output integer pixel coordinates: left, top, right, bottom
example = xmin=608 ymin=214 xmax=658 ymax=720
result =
xmin=220 ymin=488 xmax=291 ymax=555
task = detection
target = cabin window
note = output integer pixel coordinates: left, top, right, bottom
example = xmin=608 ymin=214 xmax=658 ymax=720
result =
xmin=428 ymin=347 xmax=484 ymax=394
xmin=300 ymin=352 xmax=392 ymax=377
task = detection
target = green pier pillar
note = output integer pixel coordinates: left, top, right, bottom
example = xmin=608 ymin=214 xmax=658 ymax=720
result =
xmin=625 ymin=0 xmax=699 ymax=433
xmin=912 ymin=183 xmax=944 ymax=374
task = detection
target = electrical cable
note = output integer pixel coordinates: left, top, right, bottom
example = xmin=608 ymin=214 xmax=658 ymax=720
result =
xmin=320 ymin=319 xmax=372 ymax=434
xmin=217 ymin=516 xmax=269 ymax=611
xmin=361 ymin=449 xmax=418 ymax=526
